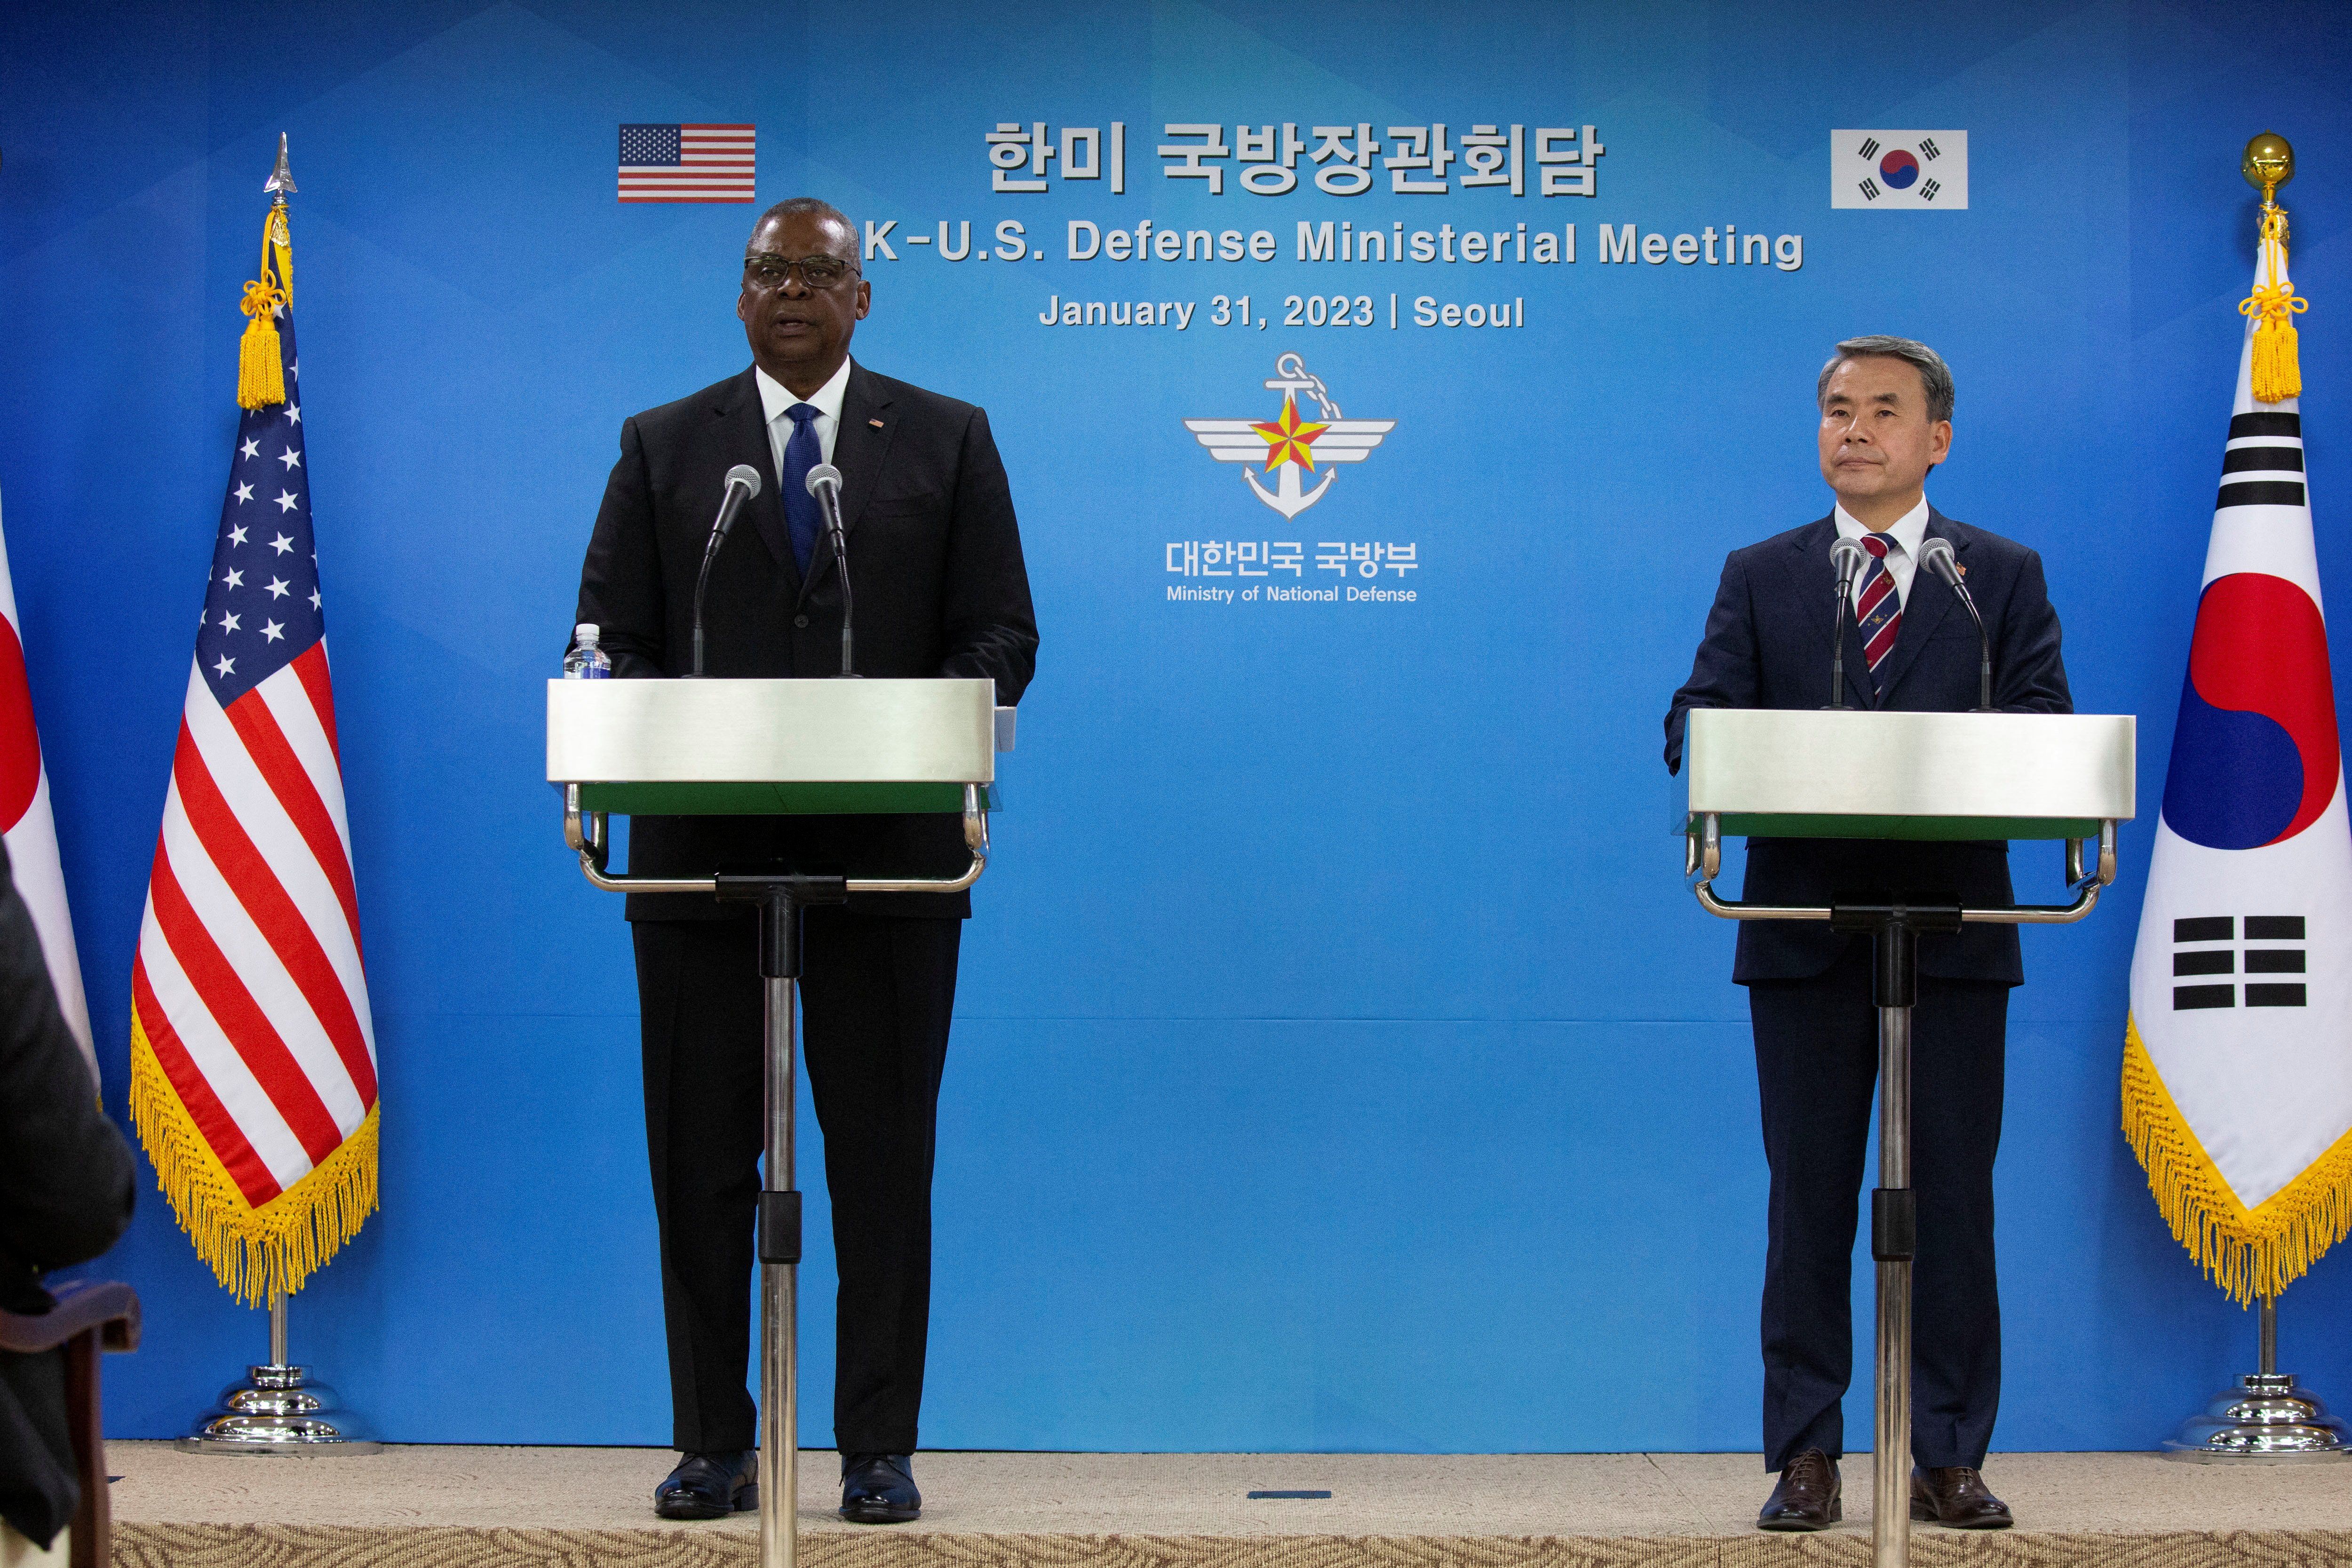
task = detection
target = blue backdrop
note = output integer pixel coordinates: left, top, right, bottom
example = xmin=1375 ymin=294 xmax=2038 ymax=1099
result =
xmin=3 ymin=0 xmax=2350 ymax=1451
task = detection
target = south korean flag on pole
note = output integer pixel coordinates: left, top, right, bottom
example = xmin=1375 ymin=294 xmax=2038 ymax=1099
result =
xmin=2123 ymin=223 xmax=2352 ymax=1305
xmin=1832 ymin=130 xmax=1968 ymax=209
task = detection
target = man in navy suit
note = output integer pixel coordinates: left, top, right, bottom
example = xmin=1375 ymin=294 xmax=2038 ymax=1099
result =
xmin=1665 ymin=337 xmax=2070 ymax=1533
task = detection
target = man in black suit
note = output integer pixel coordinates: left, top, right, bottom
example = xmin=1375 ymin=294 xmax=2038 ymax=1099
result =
xmin=576 ymin=197 xmax=1037 ymax=1525
xmin=1664 ymin=337 xmax=2069 ymax=1533
xmin=0 ymin=843 xmax=135 ymax=1554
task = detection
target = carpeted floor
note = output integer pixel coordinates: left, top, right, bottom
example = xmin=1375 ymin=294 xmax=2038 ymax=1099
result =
xmin=104 ymin=1444 xmax=2352 ymax=1567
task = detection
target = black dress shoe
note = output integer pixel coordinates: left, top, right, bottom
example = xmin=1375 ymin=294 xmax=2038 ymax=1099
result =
xmin=655 ymin=1450 xmax=757 ymax=1520
xmin=1911 ymin=1465 xmax=2012 ymax=1528
xmin=1757 ymin=1449 xmax=1841 ymax=1532
xmin=840 ymin=1452 xmax=921 ymax=1524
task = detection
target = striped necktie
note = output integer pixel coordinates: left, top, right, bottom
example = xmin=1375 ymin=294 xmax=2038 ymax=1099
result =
xmin=1853 ymin=532 xmax=1903 ymax=695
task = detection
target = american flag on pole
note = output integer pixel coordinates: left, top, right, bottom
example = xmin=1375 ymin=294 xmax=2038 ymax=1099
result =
xmin=128 ymin=191 xmax=377 ymax=1305
xmin=619 ymin=123 xmax=756 ymax=203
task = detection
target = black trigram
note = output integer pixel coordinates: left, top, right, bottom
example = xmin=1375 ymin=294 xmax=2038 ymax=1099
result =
xmin=1858 ymin=137 xmax=1882 ymax=160
xmin=1919 ymin=137 xmax=1943 ymax=160
xmin=1921 ymin=179 xmax=1941 ymax=201
xmin=1859 ymin=178 xmax=1882 ymax=201
xmin=2173 ymin=915 xmax=2307 ymax=1009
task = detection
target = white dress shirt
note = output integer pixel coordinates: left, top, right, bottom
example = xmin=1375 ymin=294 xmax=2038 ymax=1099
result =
xmin=1835 ymin=496 xmax=1930 ymax=609
xmin=755 ymin=357 xmax=851 ymax=482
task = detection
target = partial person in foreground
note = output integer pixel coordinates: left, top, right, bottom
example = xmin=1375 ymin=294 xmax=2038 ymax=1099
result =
xmin=0 ymin=843 xmax=136 ymax=1553
xmin=1663 ymin=337 xmax=2071 ymax=1532
xmin=576 ymin=197 xmax=1037 ymax=1525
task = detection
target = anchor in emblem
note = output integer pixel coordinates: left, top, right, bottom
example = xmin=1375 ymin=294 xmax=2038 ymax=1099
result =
xmin=1183 ymin=352 xmax=1396 ymax=520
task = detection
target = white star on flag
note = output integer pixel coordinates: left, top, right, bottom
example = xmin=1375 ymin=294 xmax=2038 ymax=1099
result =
xmin=285 ymin=405 xmax=301 ymax=424
xmin=233 ymin=486 xmax=253 ymax=505
xmin=278 ymin=448 xmax=302 ymax=470
xmin=275 ymin=490 xmax=298 ymax=513
xmin=240 ymin=437 xmax=260 ymax=460
xmin=212 ymin=654 xmax=234 ymax=676
xmin=266 ymin=577 xmax=289 ymax=598
xmin=222 ymin=570 xmax=243 ymax=589
xmin=271 ymin=534 xmax=294 ymax=555
xmin=261 ymin=621 xmax=284 ymax=643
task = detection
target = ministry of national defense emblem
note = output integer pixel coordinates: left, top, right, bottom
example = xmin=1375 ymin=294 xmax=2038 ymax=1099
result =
xmin=1184 ymin=352 xmax=1394 ymax=519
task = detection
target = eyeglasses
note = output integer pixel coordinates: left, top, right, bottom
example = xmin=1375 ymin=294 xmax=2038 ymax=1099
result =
xmin=742 ymin=253 xmax=858 ymax=291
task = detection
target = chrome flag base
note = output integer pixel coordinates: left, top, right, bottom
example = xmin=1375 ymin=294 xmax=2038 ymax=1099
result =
xmin=179 ymin=1293 xmax=380 ymax=1455
xmin=2165 ymin=1297 xmax=2348 ymax=1463
xmin=180 ymin=1362 xmax=380 ymax=1455
xmin=2165 ymin=1375 xmax=2349 ymax=1463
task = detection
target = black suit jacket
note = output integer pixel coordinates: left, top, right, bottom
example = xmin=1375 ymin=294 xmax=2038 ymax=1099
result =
xmin=1663 ymin=510 xmax=2072 ymax=983
xmin=0 ymin=843 xmax=134 ymax=1547
xmin=577 ymin=361 xmax=1038 ymax=920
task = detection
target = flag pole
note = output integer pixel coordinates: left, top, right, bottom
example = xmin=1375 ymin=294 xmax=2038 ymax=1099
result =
xmin=172 ymin=137 xmax=381 ymax=1457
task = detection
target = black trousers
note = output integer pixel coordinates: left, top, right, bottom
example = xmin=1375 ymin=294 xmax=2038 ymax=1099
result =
xmin=634 ymin=911 xmax=961 ymax=1455
xmin=1747 ymin=943 xmax=2008 ymax=1472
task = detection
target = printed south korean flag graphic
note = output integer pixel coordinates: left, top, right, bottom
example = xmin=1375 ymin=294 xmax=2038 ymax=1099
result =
xmin=1832 ymin=130 xmax=1968 ymax=209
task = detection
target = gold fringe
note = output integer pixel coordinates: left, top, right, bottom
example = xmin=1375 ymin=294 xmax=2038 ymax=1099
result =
xmin=128 ymin=1008 xmax=378 ymax=1305
xmin=2122 ymin=1015 xmax=2352 ymax=1304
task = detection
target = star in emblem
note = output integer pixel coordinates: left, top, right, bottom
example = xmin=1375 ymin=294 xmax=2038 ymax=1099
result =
xmin=1251 ymin=397 xmax=1329 ymax=472
xmin=240 ymin=437 xmax=261 ymax=461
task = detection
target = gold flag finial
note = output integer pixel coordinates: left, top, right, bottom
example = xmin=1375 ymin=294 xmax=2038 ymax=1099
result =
xmin=2240 ymin=132 xmax=2305 ymax=404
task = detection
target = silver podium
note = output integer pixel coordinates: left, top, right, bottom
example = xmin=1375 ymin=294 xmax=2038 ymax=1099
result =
xmin=1680 ymin=709 xmax=2134 ymax=1566
xmin=549 ymin=677 xmax=1004 ymax=1568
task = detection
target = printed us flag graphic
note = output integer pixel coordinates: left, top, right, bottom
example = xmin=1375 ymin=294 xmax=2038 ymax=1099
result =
xmin=619 ymin=123 xmax=756 ymax=202
xmin=132 ymin=260 xmax=377 ymax=1292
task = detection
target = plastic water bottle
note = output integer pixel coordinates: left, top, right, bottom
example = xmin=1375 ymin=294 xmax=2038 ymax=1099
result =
xmin=563 ymin=623 xmax=612 ymax=679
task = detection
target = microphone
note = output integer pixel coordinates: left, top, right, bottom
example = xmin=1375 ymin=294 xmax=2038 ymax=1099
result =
xmin=1827 ymin=536 xmax=1866 ymax=710
xmin=804 ymin=463 xmax=856 ymax=677
xmin=689 ymin=464 xmax=763 ymax=678
xmin=1918 ymin=536 xmax=1995 ymax=711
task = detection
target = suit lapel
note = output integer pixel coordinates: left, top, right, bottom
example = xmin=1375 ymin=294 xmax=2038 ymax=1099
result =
xmin=1786 ymin=517 xmax=1876 ymax=709
xmin=802 ymin=362 xmax=898 ymax=600
xmin=716 ymin=367 xmax=795 ymax=581
xmin=1870 ymin=509 xmax=1967 ymax=703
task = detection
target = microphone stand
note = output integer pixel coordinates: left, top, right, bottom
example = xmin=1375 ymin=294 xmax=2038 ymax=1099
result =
xmin=689 ymin=471 xmax=760 ymax=678
xmin=829 ymin=515 xmax=855 ymax=678
xmin=1828 ymin=569 xmax=1861 ymax=710
xmin=1950 ymin=584 xmax=1995 ymax=711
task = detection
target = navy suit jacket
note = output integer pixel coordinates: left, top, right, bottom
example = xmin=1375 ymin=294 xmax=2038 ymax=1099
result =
xmin=1663 ymin=509 xmax=2072 ymax=984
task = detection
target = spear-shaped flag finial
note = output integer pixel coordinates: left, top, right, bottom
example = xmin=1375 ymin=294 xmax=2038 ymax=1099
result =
xmin=264 ymin=132 xmax=296 ymax=199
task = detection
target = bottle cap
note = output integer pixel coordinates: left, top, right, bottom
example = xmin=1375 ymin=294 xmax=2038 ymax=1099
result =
xmin=574 ymin=622 xmax=599 ymax=642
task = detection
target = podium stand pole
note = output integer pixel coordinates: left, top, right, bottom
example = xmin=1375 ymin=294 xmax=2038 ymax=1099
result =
xmin=1839 ymin=904 xmax=1957 ymax=1568
xmin=719 ymin=876 xmax=849 ymax=1568
xmin=761 ymin=965 xmax=798 ymax=1568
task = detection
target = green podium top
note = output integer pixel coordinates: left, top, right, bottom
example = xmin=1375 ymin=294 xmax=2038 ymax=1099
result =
xmin=1679 ymin=709 xmax=2136 ymax=841
xmin=548 ymin=677 xmax=998 ymax=817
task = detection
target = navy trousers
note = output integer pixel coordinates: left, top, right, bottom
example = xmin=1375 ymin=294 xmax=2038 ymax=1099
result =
xmin=1747 ymin=943 xmax=2008 ymax=1472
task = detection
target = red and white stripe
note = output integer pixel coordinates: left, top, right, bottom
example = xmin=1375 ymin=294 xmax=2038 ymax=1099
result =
xmin=134 ymin=644 xmax=373 ymax=1208
xmin=620 ymin=123 xmax=756 ymax=203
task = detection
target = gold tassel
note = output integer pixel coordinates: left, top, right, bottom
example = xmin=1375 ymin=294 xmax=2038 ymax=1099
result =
xmin=129 ymin=1008 xmax=379 ymax=1305
xmin=236 ymin=277 xmax=289 ymax=411
xmin=2122 ymin=1017 xmax=2352 ymax=1304
xmin=2242 ymin=206 xmax=2307 ymax=405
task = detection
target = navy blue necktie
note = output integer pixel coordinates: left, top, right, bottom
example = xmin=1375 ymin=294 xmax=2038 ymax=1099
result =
xmin=780 ymin=402 xmax=822 ymax=575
